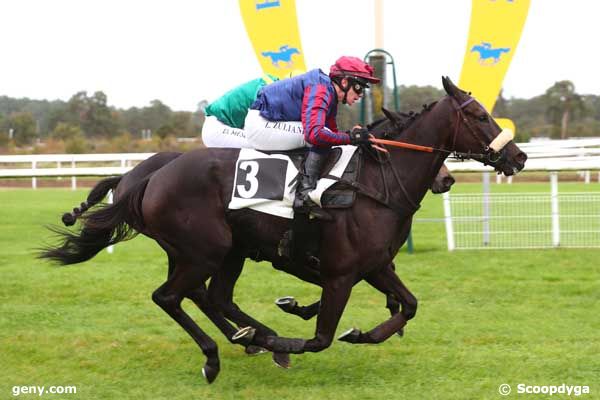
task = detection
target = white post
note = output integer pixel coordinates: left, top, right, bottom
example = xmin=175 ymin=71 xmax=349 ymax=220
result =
xmin=443 ymin=192 xmax=455 ymax=251
xmin=107 ymin=190 xmax=114 ymax=254
xmin=71 ymin=160 xmax=77 ymax=190
xmin=496 ymin=173 xmax=502 ymax=184
xmin=585 ymin=170 xmax=590 ymax=184
xmin=374 ymin=0 xmax=384 ymax=48
xmin=57 ymin=161 xmax=62 ymax=181
xmin=550 ymin=172 xmax=560 ymax=247
xmin=32 ymin=161 xmax=37 ymax=189
xmin=482 ymin=172 xmax=490 ymax=246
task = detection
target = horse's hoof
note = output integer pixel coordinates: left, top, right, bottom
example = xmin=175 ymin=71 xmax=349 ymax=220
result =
xmin=338 ymin=327 xmax=361 ymax=344
xmin=275 ymin=296 xmax=297 ymax=313
xmin=396 ymin=328 xmax=404 ymax=337
xmin=231 ymin=326 xmax=256 ymax=345
xmin=202 ymin=364 xmax=219 ymax=384
xmin=245 ymin=345 xmax=268 ymax=356
xmin=272 ymin=352 xmax=291 ymax=369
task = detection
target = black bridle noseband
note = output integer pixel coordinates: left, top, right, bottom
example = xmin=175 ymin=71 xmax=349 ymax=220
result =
xmin=448 ymin=96 xmax=507 ymax=166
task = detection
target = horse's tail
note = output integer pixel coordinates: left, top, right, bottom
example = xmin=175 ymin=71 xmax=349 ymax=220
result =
xmin=62 ymin=176 xmax=123 ymax=226
xmin=40 ymin=177 xmax=149 ymax=265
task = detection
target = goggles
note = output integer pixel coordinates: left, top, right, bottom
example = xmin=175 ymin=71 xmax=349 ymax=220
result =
xmin=348 ymin=77 xmax=369 ymax=95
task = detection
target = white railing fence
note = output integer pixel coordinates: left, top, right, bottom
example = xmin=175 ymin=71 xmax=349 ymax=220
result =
xmin=4 ymin=138 xmax=600 ymax=251
xmin=443 ymin=172 xmax=600 ymax=250
xmin=0 ymin=153 xmax=154 ymax=189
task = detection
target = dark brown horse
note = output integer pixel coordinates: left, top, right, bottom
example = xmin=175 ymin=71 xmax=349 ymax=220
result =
xmin=61 ymin=118 xmax=455 ymax=341
xmin=41 ymin=77 xmax=526 ymax=383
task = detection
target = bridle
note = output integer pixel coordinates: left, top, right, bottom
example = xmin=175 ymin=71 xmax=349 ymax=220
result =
xmin=339 ymin=96 xmax=509 ymax=215
xmin=448 ymin=97 xmax=507 ymax=166
xmin=372 ymin=96 xmax=507 ymax=166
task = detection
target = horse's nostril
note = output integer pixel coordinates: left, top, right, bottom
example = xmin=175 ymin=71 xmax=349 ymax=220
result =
xmin=516 ymin=152 xmax=528 ymax=165
xmin=443 ymin=177 xmax=455 ymax=187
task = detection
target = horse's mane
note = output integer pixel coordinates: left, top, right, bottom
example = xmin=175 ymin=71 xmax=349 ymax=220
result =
xmin=367 ymin=101 xmax=438 ymax=135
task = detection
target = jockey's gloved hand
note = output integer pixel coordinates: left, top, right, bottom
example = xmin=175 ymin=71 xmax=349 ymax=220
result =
xmin=348 ymin=127 xmax=371 ymax=146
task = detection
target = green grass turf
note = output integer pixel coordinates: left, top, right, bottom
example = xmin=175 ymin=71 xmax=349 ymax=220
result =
xmin=1 ymin=183 xmax=599 ymax=399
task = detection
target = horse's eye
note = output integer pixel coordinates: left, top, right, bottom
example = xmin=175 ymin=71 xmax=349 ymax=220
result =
xmin=478 ymin=115 xmax=488 ymax=122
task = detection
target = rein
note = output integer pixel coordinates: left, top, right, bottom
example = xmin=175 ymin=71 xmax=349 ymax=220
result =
xmin=370 ymin=97 xmax=506 ymax=165
xmin=329 ymin=95 xmax=506 ymax=216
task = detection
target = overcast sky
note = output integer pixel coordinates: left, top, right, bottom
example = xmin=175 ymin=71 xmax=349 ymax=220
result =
xmin=1 ymin=0 xmax=598 ymax=111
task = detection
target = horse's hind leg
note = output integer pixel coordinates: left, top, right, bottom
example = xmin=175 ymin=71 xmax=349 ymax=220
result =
xmin=151 ymin=262 xmax=221 ymax=383
xmin=186 ymin=283 xmax=266 ymax=355
xmin=208 ymin=247 xmax=291 ymax=368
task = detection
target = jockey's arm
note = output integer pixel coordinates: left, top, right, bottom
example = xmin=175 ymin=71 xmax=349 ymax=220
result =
xmin=301 ymin=84 xmax=350 ymax=147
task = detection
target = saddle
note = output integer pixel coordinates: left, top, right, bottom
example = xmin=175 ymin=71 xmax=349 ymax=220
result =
xmin=261 ymin=147 xmax=362 ymax=209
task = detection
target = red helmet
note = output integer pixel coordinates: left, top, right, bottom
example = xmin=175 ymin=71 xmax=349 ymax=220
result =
xmin=329 ymin=56 xmax=381 ymax=84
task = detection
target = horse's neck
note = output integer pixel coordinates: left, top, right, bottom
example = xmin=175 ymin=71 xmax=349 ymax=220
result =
xmin=383 ymin=101 xmax=452 ymax=206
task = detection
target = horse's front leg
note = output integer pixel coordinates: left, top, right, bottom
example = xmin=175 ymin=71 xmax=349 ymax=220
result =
xmin=338 ymin=265 xmax=416 ymax=344
xmin=234 ymin=274 xmax=354 ymax=354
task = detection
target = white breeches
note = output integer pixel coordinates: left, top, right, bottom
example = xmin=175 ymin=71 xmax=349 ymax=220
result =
xmin=244 ymin=109 xmax=306 ymax=151
xmin=201 ymin=116 xmax=250 ymax=148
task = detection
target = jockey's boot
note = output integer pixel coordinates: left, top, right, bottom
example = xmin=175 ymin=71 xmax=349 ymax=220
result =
xmin=293 ymin=150 xmax=332 ymax=221
xmin=281 ymin=149 xmax=331 ymax=267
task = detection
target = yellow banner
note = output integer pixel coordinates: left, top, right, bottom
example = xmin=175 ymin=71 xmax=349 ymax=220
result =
xmin=459 ymin=0 xmax=530 ymax=114
xmin=239 ymin=0 xmax=306 ymax=79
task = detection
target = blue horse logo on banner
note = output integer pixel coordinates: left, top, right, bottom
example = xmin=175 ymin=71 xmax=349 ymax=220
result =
xmin=261 ymin=45 xmax=300 ymax=68
xmin=255 ymin=0 xmax=281 ymax=10
xmin=471 ymin=42 xmax=511 ymax=65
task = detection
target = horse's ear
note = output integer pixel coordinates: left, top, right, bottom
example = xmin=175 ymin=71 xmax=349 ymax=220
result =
xmin=381 ymin=107 xmax=401 ymax=124
xmin=442 ymin=76 xmax=456 ymax=97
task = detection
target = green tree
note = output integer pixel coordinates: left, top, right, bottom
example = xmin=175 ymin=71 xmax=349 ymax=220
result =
xmin=50 ymin=122 xmax=83 ymax=141
xmin=544 ymin=80 xmax=586 ymax=139
xmin=66 ymin=91 xmax=119 ymax=137
xmin=7 ymin=112 xmax=37 ymax=146
xmin=397 ymin=85 xmax=445 ymax=113
xmin=493 ymin=90 xmax=509 ymax=118
xmin=143 ymin=100 xmax=172 ymax=132
xmin=65 ymin=134 xmax=90 ymax=153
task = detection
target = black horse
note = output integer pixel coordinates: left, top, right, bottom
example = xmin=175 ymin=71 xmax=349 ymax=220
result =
xmin=61 ymin=112 xmax=455 ymax=340
xmin=41 ymin=77 xmax=526 ymax=383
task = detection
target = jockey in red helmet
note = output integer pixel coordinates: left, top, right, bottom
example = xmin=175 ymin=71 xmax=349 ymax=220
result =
xmin=293 ymin=56 xmax=380 ymax=217
xmin=329 ymin=55 xmax=380 ymax=105
xmin=245 ymin=56 xmax=379 ymax=265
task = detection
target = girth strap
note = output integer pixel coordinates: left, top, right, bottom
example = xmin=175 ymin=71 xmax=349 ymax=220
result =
xmin=323 ymin=175 xmax=419 ymax=217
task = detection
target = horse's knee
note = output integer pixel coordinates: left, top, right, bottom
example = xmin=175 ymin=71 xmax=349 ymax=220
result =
xmin=152 ymin=289 xmax=181 ymax=311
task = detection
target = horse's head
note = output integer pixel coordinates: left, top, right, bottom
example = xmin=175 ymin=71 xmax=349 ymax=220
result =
xmin=441 ymin=76 xmax=527 ymax=176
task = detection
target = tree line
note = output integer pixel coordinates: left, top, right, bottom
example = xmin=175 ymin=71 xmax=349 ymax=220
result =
xmin=0 ymin=91 xmax=205 ymax=153
xmin=0 ymin=80 xmax=597 ymax=154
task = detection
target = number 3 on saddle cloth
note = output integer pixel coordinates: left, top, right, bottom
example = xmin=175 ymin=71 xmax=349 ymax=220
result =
xmin=228 ymin=146 xmax=361 ymax=264
xmin=228 ymin=146 xmax=361 ymax=218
